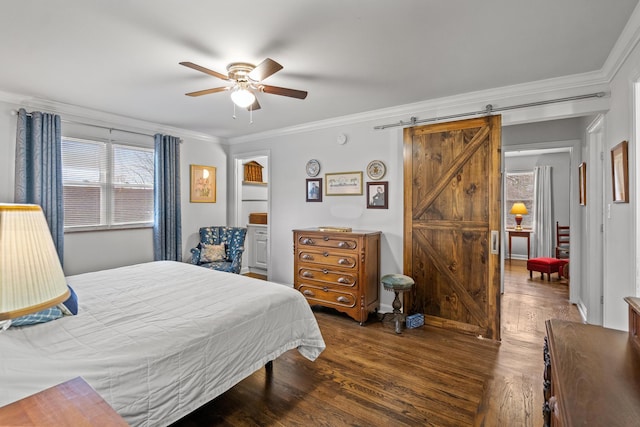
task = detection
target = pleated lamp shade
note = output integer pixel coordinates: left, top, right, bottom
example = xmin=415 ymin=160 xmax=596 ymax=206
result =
xmin=0 ymin=204 xmax=69 ymax=320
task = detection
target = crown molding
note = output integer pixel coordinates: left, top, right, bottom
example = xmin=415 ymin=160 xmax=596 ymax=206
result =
xmin=601 ymin=1 xmax=640 ymax=81
xmin=229 ymin=70 xmax=610 ymax=144
xmin=0 ymin=90 xmax=223 ymax=144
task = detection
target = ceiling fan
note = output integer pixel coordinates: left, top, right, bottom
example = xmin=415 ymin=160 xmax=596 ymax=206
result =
xmin=179 ymin=58 xmax=308 ymax=111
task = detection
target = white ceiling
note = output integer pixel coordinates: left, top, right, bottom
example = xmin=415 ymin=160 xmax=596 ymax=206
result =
xmin=0 ymin=0 xmax=637 ymax=139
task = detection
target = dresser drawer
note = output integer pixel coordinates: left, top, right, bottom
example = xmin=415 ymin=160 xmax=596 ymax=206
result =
xmin=298 ymin=284 xmax=357 ymax=308
xmin=297 ymin=250 xmax=357 ymax=269
xmin=296 ymin=233 xmax=359 ymax=251
xmin=297 ymin=266 xmax=357 ymax=287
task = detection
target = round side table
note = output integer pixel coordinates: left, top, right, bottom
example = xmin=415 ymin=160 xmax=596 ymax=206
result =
xmin=381 ymin=274 xmax=415 ymax=334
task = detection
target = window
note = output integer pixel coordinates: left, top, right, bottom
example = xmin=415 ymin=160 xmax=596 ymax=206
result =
xmin=61 ymin=137 xmax=154 ymax=230
xmin=505 ymin=171 xmax=535 ymax=229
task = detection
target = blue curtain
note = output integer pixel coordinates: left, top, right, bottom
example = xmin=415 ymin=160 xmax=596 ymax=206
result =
xmin=14 ymin=108 xmax=64 ymax=263
xmin=153 ymin=134 xmax=182 ymax=261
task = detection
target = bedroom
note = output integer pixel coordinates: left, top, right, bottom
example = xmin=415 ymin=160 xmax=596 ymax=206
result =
xmin=1 ymin=0 xmax=640 ymax=425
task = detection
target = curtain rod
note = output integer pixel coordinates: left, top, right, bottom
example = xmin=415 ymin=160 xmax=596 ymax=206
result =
xmin=11 ymin=109 xmax=156 ymax=138
xmin=373 ymin=92 xmax=607 ymax=130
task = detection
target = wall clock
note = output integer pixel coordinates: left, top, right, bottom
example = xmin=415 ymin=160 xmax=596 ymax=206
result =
xmin=367 ymin=160 xmax=386 ymax=180
xmin=306 ymin=159 xmax=321 ymax=177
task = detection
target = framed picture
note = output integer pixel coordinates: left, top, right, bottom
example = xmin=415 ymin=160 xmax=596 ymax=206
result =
xmin=325 ymin=171 xmax=363 ymax=196
xmin=306 ymin=178 xmax=323 ymax=202
xmin=611 ymin=141 xmax=629 ymax=203
xmin=367 ymin=181 xmax=388 ymax=209
xmin=190 ymin=164 xmax=216 ymax=203
xmin=578 ymin=162 xmax=587 ymax=206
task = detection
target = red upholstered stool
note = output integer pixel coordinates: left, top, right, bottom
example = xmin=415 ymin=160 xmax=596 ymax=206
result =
xmin=527 ymin=257 xmax=564 ymax=281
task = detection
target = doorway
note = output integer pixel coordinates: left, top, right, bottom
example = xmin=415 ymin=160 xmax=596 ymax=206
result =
xmin=233 ymin=151 xmax=271 ymax=280
xmin=501 ymin=140 xmax=581 ymax=305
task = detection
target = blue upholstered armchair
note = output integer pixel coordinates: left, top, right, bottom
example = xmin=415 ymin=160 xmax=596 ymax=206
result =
xmin=190 ymin=226 xmax=247 ymax=274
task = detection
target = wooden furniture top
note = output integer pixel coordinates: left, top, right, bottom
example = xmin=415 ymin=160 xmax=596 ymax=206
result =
xmin=505 ymin=228 xmax=532 ymax=234
xmin=545 ymin=319 xmax=640 ymax=426
xmin=626 ymin=296 xmax=640 ymax=316
xmin=0 ymin=376 xmax=129 ymax=426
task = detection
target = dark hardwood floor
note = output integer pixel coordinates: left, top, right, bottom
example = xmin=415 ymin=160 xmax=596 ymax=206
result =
xmin=172 ymin=260 xmax=581 ymax=426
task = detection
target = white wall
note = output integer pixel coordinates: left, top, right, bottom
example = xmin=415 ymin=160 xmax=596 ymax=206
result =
xmin=227 ymin=123 xmax=404 ymax=311
xmin=0 ymin=99 xmax=227 ymax=275
xmin=602 ymin=37 xmax=640 ymax=330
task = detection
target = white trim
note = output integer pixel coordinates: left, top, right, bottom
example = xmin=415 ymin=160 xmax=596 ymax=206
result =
xmin=602 ymin=2 xmax=640 ymax=82
xmin=229 ymin=76 xmax=610 ymax=144
xmin=0 ymin=89 xmax=223 ymax=144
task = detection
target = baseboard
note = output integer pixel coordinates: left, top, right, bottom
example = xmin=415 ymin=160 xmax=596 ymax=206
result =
xmin=576 ymin=301 xmax=588 ymax=323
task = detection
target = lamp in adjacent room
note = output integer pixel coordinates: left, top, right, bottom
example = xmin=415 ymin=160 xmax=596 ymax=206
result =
xmin=0 ymin=204 xmax=69 ymax=329
xmin=510 ymin=202 xmax=529 ymax=230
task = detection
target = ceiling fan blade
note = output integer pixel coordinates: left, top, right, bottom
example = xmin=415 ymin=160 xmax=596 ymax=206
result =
xmin=248 ymin=58 xmax=283 ymax=81
xmin=179 ymin=61 xmax=229 ymax=81
xmin=247 ymin=98 xmax=261 ymax=111
xmin=185 ymin=87 xmax=229 ymax=97
xmin=260 ymin=84 xmax=308 ymax=100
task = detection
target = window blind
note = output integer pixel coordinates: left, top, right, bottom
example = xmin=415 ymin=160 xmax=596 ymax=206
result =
xmin=61 ymin=137 xmax=154 ymax=230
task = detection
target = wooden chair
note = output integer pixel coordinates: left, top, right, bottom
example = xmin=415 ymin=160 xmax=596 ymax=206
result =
xmin=555 ymin=221 xmax=570 ymax=259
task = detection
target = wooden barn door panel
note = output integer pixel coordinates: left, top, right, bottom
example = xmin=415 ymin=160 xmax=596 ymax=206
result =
xmin=404 ymin=116 xmax=501 ymax=340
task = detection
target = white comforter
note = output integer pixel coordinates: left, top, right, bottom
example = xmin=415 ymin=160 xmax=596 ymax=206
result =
xmin=0 ymin=261 xmax=325 ymax=426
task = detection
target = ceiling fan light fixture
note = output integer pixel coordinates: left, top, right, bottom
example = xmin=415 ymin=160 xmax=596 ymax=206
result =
xmin=230 ymin=87 xmax=256 ymax=108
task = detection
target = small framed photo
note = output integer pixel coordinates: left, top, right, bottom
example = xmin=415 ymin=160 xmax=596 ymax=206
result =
xmin=325 ymin=171 xmax=363 ymax=196
xmin=367 ymin=181 xmax=388 ymax=209
xmin=306 ymin=178 xmax=323 ymax=202
xmin=578 ymin=162 xmax=587 ymax=206
xmin=190 ymin=164 xmax=216 ymax=203
xmin=611 ymin=141 xmax=629 ymax=203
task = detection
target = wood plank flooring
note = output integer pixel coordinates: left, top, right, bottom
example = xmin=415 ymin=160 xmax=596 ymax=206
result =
xmin=172 ymin=260 xmax=581 ymax=426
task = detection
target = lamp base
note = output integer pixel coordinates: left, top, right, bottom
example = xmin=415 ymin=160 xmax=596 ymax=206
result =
xmin=514 ymin=215 xmax=523 ymax=230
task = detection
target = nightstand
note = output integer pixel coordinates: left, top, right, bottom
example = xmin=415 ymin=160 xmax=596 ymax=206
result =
xmin=0 ymin=377 xmax=128 ymax=426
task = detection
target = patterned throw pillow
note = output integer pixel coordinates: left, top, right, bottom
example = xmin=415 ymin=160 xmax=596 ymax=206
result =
xmin=200 ymin=243 xmax=227 ymax=263
xmin=11 ymin=306 xmax=63 ymax=327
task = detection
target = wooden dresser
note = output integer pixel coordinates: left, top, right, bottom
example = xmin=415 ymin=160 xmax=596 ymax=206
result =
xmin=0 ymin=377 xmax=128 ymax=426
xmin=293 ymin=228 xmax=381 ymax=324
xmin=543 ymin=303 xmax=640 ymax=426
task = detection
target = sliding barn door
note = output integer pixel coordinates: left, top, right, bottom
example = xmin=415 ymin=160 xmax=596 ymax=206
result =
xmin=403 ymin=116 xmax=501 ymax=340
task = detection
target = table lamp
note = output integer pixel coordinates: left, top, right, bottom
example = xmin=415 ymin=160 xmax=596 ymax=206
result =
xmin=510 ymin=202 xmax=528 ymax=230
xmin=0 ymin=204 xmax=69 ymax=329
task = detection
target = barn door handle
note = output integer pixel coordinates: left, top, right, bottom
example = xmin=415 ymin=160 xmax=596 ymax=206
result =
xmin=491 ymin=230 xmax=499 ymax=254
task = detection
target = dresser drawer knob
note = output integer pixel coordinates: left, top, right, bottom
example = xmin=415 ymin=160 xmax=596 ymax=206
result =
xmin=322 ymin=269 xmax=329 ymax=274
xmin=336 ymin=296 xmax=349 ymax=303
xmin=302 ymin=271 xmax=314 ymax=278
xmin=323 ymin=252 xmax=329 ymax=257
xmin=337 ymin=277 xmax=350 ymax=284
xmin=338 ymin=241 xmax=348 ymax=248
xmin=301 ymin=238 xmax=314 ymax=245
xmin=323 ymin=236 xmax=330 ymax=241
xmin=338 ymin=258 xmax=350 ymax=265
xmin=303 ymin=290 xmax=315 ymax=297
xmin=301 ymin=254 xmax=313 ymax=260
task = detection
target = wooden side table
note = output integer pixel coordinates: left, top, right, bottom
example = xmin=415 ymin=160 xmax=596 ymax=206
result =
xmin=506 ymin=229 xmax=531 ymax=260
xmin=0 ymin=377 xmax=128 ymax=426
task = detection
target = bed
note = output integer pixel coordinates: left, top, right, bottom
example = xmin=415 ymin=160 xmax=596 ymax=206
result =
xmin=0 ymin=261 xmax=326 ymax=426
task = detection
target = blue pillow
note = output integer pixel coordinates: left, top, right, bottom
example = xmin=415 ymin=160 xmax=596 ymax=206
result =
xmin=59 ymin=285 xmax=78 ymax=315
xmin=11 ymin=306 xmax=63 ymax=327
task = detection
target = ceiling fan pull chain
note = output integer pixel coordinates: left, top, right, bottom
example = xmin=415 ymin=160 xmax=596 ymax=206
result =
xmin=250 ymin=104 xmax=253 ymax=124
xmin=232 ymin=103 xmax=237 ymax=120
